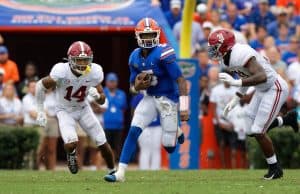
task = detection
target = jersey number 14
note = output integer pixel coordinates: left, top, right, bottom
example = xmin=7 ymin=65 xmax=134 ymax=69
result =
xmin=64 ymin=86 xmax=87 ymax=102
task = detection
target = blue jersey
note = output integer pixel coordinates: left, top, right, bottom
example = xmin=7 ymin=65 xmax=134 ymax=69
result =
xmin=129 ymin=44 xmax=182 ymax=102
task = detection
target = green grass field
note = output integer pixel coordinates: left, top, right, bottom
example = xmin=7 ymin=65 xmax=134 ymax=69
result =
xmin=0 ymin=170 xmax=299 ymax=194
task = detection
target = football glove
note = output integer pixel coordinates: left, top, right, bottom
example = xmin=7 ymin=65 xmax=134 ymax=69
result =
xmin=223 ymin=96 xmax=240 ymax=117
xmin=36 ymin=111 xmax=47 ymax=127
xmin=88 ymin=87 xmax=101 ymax=100
xmin=219 ymin=73 xmax=242 ymax=87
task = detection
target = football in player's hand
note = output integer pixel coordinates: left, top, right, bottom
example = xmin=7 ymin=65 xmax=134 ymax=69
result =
xmin=135 ymin=72 xmax=152 ymax=90
xmin=137 ymin=72 xmax=151 ymax=81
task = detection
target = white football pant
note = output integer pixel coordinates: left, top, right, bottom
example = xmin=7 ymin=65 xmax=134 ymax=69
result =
xmin=131 ymin=95 xmax=178 ymax=147
xmin=56 ymin=105 xmax=107 ymax=146
xmin=244 ymin=76 xmax=288 ymax=135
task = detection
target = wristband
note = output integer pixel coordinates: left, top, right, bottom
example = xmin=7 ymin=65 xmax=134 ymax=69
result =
xmin=179 ymin=96 xmax=189 ymax=111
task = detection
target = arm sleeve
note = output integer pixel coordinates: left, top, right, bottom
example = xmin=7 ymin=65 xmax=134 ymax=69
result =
xmin=128 ymin=52 xmax=139 ymax=84
xmin=129 ymin=65 xmax=138 ymax=84
xmin=160 ymin=46 xmax=182 ymax=80
xmin=35 ymin=80 xmax=47 ymax=112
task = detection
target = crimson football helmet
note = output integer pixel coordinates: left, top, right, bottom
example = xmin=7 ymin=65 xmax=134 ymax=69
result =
xmin=135 ymin=17 xmax=160 ymax=48
xmin=207 ymin=29 xmax=235 ymax=60
xmin=67 ymin=41 xmax=93 ymax=75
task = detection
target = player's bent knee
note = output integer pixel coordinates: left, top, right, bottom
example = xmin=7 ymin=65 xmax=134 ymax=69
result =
xmin=247 ymin=123 xmax=264 ymax=135
xmin=162 ymin=132 xmax=176 ymax=148
xmin=131 ymin=117 xmax=147 ymax=130
xmin=92 ymin=130 xmax=107 ymax=147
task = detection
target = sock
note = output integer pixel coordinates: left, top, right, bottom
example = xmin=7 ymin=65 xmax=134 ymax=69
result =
xmin=108 ymin=167 xmax=116 ymax=174
xmin=283 ymin=112 xmax=293 ymax=126
xmin=266 ymin=154 xmax=278 ymax=169
xmin=118 ymin=163 xmax=127 ymax=172
xmin=70 ymin=149 xmax=76 ymax=155
xmin=267 ymin=118 xmax=279 ymax=132
xmin=115 ymin=163 xmax=127 ymax=178
xmin=119 ymin=126 xmax=142 ymax=164
xmin=277 ymin=116 xmax=283 ymax=126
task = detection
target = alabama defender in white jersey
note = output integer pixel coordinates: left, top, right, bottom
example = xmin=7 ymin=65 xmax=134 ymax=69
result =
xmin=35 ymin=41 xmax=115 ymax=174
xmin=208 ymin=29 xmax=288 ymax=180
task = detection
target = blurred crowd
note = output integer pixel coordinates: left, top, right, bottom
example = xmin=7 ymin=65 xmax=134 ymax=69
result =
xmin=158 ymin=0 xmax=299 ymax=168
xmin=0 ymin=0 xmax=299 ymax=170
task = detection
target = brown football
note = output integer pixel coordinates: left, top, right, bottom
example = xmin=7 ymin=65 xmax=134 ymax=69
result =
xmin=137 ymin=72 xmax=151 ymax=81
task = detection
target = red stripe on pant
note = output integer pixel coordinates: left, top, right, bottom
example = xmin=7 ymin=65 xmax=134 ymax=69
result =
xmin=262 ymin=80 xmax=282 ymax=133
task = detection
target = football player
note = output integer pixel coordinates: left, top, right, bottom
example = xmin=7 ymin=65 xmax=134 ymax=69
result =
xmin=35 ymin=41 xmax=115 ymax=175
xmin=104 ymin=17 xmax=189 ymax=182
xmin=207 ymin=29 xmax=290 ymax=180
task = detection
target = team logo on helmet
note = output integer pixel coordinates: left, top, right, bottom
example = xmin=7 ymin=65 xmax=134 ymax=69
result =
xmin=67 ymin=41 xmax=93 ymax=75
xmin=135 ymin=17 xmax=161 ymax=48
xmin=207 ymin=29 xmax=235 ymax=60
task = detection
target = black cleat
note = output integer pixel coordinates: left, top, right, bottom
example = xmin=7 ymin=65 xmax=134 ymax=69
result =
xmin=284 ymin=110 xmax=299 ymax=133
xmin=67 ymin=151 xmax=78 ymax=174
xmin=263 ymin=166 xmax=283 ymax=180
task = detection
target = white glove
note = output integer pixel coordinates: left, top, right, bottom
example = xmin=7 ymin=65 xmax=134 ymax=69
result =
xmin=36 ymin=111 xmax=47 ymax=127
xmin=88 ymin=87 xmax=100 ymax=100
xmin=219 ymin=73 xmax=242 ymax=87
xmin=223 ymin=96 xmax=240 ymax=117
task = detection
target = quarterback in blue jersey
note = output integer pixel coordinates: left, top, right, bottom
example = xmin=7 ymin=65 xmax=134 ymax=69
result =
xmin=104 ymin=17 xmax=189 ymax=182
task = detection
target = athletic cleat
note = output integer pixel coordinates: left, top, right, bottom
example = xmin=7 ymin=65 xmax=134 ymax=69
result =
xmin=104 ymin=172 xmax=125 ymax=182
xmin=66 ymin=151 xmax=78 ymax=174
xmin=108 ymin=169 xmax=116 ymax=175
xmin=177 ymin=127 xmax=185 ymax=144
xmin=104 ymin=174 xmax=117 ymax=182
xmin=177 ymin=133 xmax=185 ymax=144
xmin=285 ymin=110 xmax=299 ymax=133
xmin=263 ymin=166 xmax=283 ymax=180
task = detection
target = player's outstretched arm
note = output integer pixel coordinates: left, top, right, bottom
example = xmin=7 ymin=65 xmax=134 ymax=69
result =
xmin=241 ymin=57 xmax=267 ymax=87
xmin=36 ymin=76 xmax=57 ymax=107
xmin=177 ymin=76 xmax=189 ymax=121
xmin=35 ymin=76 xmax=56 ymax=127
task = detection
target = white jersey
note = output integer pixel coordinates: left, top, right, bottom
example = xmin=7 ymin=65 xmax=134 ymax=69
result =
xmin=50 ymin=62 xmax=104 ymax=112
xmin=225 ymin=43 xmax=277 ymax=91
